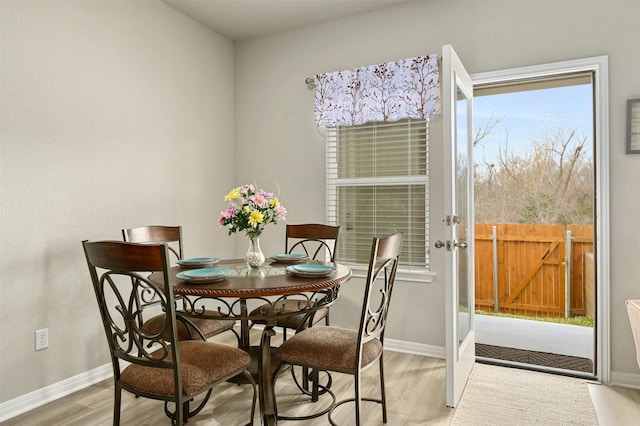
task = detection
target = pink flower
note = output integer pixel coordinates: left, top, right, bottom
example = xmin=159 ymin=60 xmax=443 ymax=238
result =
xmin=259 ymin=190 xmax=274 ymax=199
xmin=220 ymin=203 xmax=236 ymax=219
xmin=239 ymin=184 xmax=254 ymax=196
xmin=252 ymin=194 xmax=267 ymax=207
xmin=277 ymin=204 xmax=287 ymax=220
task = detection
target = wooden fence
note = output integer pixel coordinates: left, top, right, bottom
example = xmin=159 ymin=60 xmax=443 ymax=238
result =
xmin=474 ymin=223 xmax=594 ymax=318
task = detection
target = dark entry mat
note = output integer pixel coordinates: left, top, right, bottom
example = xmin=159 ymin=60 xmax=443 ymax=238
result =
xmin=476 ymin=343 xmax=593 ymax=373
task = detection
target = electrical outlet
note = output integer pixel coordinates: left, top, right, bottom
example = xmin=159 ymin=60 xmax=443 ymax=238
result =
xmin=35 ymin=328 xmax=48 ymax=351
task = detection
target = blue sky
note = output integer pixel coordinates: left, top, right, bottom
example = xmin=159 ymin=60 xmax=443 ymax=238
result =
xmin=473 ymin=84 xmax=593 ymax=163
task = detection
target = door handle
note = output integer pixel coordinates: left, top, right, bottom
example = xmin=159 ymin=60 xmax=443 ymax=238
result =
xmin=455 ymin=241 xmax=468 ymax=249
xmin=434 ymin=240 xmax=452 ymax=250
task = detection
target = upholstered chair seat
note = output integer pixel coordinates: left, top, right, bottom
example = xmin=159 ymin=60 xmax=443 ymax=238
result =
xmin=120 ymin=340 xmax=251 ymax=397
xmin=277 ymin=326 xmax=383 ymax=372
xmin=142 ymin=311 xmax=235 ymax=341
xmin=250 ymin=300 xmax=328 ymax=331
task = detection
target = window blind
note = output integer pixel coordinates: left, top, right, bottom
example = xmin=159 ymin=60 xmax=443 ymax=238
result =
xmin=326 ymin=119 xmax=430 ymax=269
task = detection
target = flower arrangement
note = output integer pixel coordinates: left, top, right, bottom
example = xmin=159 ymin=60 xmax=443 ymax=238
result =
xmin=218 ymin=184 xmax=287 ymax=240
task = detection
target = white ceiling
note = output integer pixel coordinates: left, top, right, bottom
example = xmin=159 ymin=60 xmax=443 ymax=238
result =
xmin=163 ymin=0 xmax=413 ymax=41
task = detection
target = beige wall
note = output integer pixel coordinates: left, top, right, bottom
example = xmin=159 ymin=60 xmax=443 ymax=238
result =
xmin=2 ymin=0 xmax=640 ymax=411
xmin=233 ymin=0 xmax=640 ymax=382
xmin=0 ymin=1 xmax=236 ymax=403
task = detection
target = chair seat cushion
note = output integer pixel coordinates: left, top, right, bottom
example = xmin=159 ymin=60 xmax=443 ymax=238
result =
xmin=250 ymin=299 xmax=328 ymax=330
xmin=120 ymin=340 xmax=250 ymax=398
xmin=276 ymin=326 xmax=382 ymax=373
xmin=142 ymin=310 xmax=235 ymax=340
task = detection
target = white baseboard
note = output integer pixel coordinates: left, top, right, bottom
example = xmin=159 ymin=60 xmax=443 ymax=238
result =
xmin=610 ymin=370 xmax=640 ymax=390
xmin=0 ymin=363 xmax=113 ymax=422
xmin=384 ymin=338 xmax=446 ymax=359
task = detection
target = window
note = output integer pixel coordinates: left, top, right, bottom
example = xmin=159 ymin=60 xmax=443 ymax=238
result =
xmin=326 ymin=119 xmax=429 ymax=270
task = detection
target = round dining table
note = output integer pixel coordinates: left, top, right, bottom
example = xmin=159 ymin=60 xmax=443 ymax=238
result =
xmin=151 ymin=258 xmax=352 ymax=426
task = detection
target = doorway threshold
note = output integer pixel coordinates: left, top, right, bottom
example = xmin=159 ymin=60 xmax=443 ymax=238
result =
xmin=476 ymin=354 xmax=596 ymax=380
xmin=476 ymin=343 xmax=593 ymax=373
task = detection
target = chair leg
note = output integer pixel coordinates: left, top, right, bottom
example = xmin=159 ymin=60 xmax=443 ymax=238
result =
xmin=379 ymin=356 xmax=387 ymax=423
xmin=113 ymin=384 xmax=122 ymax=426
xmin=184 ymin=400 xmax=190 ymax=423
xmin=311 ymin=368 xmax=320 ymax=402
xmin=354 ymin=372 xmax=362 ymax=426
xmin=302 ymin=366 xmax=310 ymax=393
xmin=175 ymin=398 xmax=184 ymax=425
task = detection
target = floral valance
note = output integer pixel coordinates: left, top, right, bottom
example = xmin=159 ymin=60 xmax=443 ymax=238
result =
xmin=313 ymin=54 xmax=440 ymax=127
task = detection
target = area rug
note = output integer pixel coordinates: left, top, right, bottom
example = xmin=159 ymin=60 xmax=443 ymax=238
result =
xmin=451 ymin=363 xmax=598 ymax=425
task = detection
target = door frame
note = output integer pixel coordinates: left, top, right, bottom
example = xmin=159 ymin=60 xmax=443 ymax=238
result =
xmin=471 ymin=56 xmax=610 ymax=383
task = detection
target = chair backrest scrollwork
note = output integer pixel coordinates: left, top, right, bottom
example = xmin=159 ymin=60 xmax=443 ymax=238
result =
xmin=357 ymin=232 xmax=403 ymax=350
xmin=285 ymin=224 xmax=340 ymax=262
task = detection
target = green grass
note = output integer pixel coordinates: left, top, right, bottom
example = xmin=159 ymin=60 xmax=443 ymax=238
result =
xmin=476 ymin=310 xmax=594 ymax=327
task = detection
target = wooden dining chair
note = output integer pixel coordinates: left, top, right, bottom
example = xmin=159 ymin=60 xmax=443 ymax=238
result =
xmin=273 ymin=232 xmax=403 ymax=425
xmin=122 ymin=225 xmax=236 ymax=341
xmin=122 ymin=225 xmax=184 ymax=260
xmin=250 ymin=224 xmax=340 ymax=339
xmin=82 ymin=240 xmax=256 ymax=425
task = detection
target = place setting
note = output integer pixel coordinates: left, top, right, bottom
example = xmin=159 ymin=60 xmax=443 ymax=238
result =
xmin=176 ymin=257 xmax=221 ymax=268
xmin=285 ymin=263 xmax=336 ymax=277
xmin=176 ymin=267 xmax=231 ymax=284
xmin=270 ymin=253 xmax=309 ymax=264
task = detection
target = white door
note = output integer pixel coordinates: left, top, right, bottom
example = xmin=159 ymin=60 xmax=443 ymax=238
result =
xmin=442 ymin=44 xmax=475 ymax=408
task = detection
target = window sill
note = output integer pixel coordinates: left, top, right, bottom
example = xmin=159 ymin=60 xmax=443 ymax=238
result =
xmin=343 ymin=263 xmax=435 ymax=284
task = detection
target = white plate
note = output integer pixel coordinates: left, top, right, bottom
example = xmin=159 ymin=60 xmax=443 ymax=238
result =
xmin=286 ymin=264 xmax=336 ymax=277
xmin=177 ymin=257 xmax=220 ymax=268
xmin=176 ymin=268 xmax=230 ymax=283
xmin=270 ymin=253 xmax=309 ymax=264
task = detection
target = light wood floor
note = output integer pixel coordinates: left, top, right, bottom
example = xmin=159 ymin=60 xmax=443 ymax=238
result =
xmin=2 ymin=329 xmax=639 ymax=425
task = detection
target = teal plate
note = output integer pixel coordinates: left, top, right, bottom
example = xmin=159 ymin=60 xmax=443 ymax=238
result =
xmin=176 ymin=268 xmax=230 ymax=283
xmin=293 ymin=264 xmax=335 ymax=273
xmin=270 ymin=253 xmax=309 ymax=264
xmin=286 ymin=264 xmax=336 ymax=277
xmin=183 ymin=268 xmax=229 ymax=279
xmin=177 ymin=257 xmax=220 ymax=266
xmin=273 ymin=253 xmax=308 ymax=259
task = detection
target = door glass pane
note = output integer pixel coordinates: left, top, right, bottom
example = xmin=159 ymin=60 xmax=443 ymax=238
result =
xmin=456 ymin=83 xmax=471 ymax=351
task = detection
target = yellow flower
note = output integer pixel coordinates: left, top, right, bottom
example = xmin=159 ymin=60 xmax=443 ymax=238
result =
xmin=248 ymin=210 xmax=264 ymax=227
xmin=268 ymin=197 xmax=279 ymax=208
xmin=244 ymin=206 xmax=250 ymax=213
xmin=224 ymin=187 xmax=240 ymax=201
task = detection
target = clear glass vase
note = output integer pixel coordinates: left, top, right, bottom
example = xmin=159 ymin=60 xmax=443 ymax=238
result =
xmin=245 ymin=235 xmax=265 ymax=268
